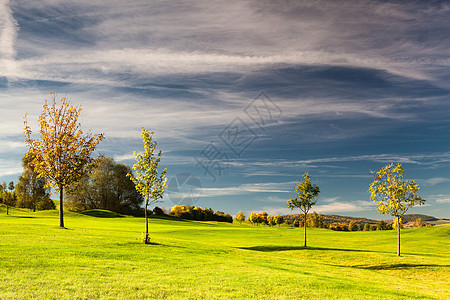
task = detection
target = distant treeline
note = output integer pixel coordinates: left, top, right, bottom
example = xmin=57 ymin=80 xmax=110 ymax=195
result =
xmin=169 ymin=205 xmax=233 ymax=223
xmin=283 ymin=213 xmax=379 ymax=225
xmin=242 ymin=211 xmax=428 ymax=231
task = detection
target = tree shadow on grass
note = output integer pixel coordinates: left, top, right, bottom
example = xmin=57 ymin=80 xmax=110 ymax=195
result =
xmin=10 ymin=216 xmax=35 ymax=218
xmin=237 ymin=245 xmax=367 ymax=252
xmin=351 ymin=263 xmax=448 ymax=270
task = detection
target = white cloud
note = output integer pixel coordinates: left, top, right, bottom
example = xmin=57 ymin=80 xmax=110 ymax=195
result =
xmin=198 ymin=181 xmax=293 ymax=198
xmin=423 ymin=177 xmax=450 ymax=186
xmin=0 ymin=158 xmax=22 ymax=177
xmin=427 ymin=194 xmax=450 ymax=204
xmin=313 ymin=200 xmax=375 ymax=214
xmin=0 ymin=0 xmax=19 ymax=77
xmin=265 ymin=197 xmax=375 ymax=215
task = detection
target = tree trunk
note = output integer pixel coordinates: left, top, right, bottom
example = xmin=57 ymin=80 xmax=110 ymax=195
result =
xmin=397 ymin=217 xmax=401 ymax=256
xmin=144 ymin=200 xmax=149 ymax=244
xmin=59 ymin=186 xmax=64 ymax=228
xmin=304 ymin=212 xmax=307 ymax=247
xmin=6 ymin=205 xmax=8 ymax=215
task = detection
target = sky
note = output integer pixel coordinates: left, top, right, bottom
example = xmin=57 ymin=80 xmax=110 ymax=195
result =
xmin=0 ymin=0 xmax=449 ymax=220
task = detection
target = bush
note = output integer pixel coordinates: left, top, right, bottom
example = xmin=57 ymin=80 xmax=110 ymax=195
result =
xmin=153 ymin=206 xmax=166 ymax=216
xmin=169 ymin=205 xmax=232 ymax=223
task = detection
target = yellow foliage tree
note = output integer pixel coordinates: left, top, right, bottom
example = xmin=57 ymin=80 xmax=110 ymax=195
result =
xmin=369 ymin=163 xmax=425 ymax=256
xmin=24 ymin=93 xmax=104 ymax=228
xmin=127 ymin=128 xmax=167 ymax=244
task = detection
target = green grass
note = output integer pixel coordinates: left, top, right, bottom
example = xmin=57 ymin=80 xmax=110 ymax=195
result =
xmin=0 ymin=206 xmax=448 ymax=299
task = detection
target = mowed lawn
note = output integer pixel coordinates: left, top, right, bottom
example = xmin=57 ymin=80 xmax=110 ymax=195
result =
xmin=0 ymin=207 xmax=448 ymax=299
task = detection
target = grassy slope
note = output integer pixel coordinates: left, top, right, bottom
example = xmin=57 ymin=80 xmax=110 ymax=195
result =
xmin=0 ymin=206 xmax=448 ymax=299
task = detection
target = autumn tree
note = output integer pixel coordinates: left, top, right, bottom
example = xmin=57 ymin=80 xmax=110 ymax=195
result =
xmin=414 ymin=217 xmax=424 ymax=228
xmin=348 ymin=220 xmax=357 ymax=231
xmin=369 ymin=163 xmax=425 ymax=256
xmin=274 ymin=215 xmax=284 ymax=227
xmin=267 ymin=216 xmax=276 ymax=227
xmin=286 ymin=172 xmax=320 ymax=247
xmin=235 ymin=210 xmax=246 ymax=224
xmin=363 ymin=223 xmax=370 ymax=231
xmin=24 ymin=93 xmax=104 ymax=228
xmin=128 ymin=128 xmax=167 ymax=244
xmin=247 ymin=212 xmax=257 ymax=225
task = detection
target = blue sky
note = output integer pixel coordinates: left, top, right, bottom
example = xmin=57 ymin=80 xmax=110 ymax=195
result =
xmin=1 ymin=0 xmax=449 ymax=219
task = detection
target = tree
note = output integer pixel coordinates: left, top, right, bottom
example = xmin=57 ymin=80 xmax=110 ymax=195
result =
xmin=65 ymin=157 xmax=143 ymax=215
xmin=274 ymin=215 xmax=284 ymax=227
xmin=128 ymin=128 xmax=167 ymax=244
xmin=392 ymin=216 xmax=403 ymax=230
xmin=15 ymin=154 xmax=54 ymax=212
xmin=348 ymin=220 xmax=358 ymax=231
xmin=267 ymin=216 xmax=276 ymax=227
xmin=377 ymin=220 xmax=388 ymax=231
xmin=247 ymin=212 xmax=257 ymax=225
xmin=414 ymin=217 xmax=423 ymax=228
xmin=24 ymin=93 xmax=104 ymax=228
xmin=369 ymin=163 xmax=425 ymax=256
xmin=235 ymin=211 xmax=246 ymax=224
xmin=2 ymin=181 xmax=16 ymax=215
xmin=286 ymin=172 xmax=320 ymax=247
xmin=260 ymin=211 xmax=268 ymax=225
xmin=363 ymin=223 xmax=370 ymax=231
xmin=8 ymin=181 xmax=14 ymax=193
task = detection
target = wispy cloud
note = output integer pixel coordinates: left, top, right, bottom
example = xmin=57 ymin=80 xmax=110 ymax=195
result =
xmin=427 ymin=194 xmax=450 ymax=204
xmin=199 ymin=181 xmax=294 ymax=198
xmin=0 ymin=0 xmax=19 ymax=78
xmin=262 ymin=199 xmax=374 ymax=216
xmin=422 ymin=177 xmax=450 ymax=186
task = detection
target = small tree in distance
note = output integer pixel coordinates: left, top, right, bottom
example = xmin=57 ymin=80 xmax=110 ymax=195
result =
xmin=369 ymin=163 xmax=425 ymax=256
xmin=286 ymin=172 xmax=320 ymax=247
xmin=274 ymin=215 xmax=284 ymax=227
xmin=128 ymin=128 xmax=167 ymax=244
xmin=235 ymin=211 xmax=246 ymax=224
xmin=24 ymin=93 xmax=104 ymax=228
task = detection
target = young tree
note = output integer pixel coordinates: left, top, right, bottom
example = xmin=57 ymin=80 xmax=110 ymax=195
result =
xmin=128 ymin=128 xmax=167 ymax=244
xmin=235 ymin=210 xmax=246 ymax=224
xmin=369 ymin=163 xmax=425 ymax=256
xmin=24 ymin=93 xmax=104 ymax=228
xmin=286 ymin=172 xmax=320 ymax=247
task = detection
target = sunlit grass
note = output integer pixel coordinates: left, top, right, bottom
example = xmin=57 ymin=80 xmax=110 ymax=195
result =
xmin=0 ymin=206 xmax=448 ymax=299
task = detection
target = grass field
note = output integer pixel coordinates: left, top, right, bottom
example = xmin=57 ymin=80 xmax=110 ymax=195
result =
xmin=0 ymin=206 xmax=448 ymax=299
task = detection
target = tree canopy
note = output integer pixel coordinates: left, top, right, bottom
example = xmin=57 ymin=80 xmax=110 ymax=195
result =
xmin=128 ymin=128 xmax=167 ymax=244
xmin=65 ymin=157 xmax=143 ymax=215
xmin=286 ymin=172 xmax=320 ymax=247
xmin=24 ymin=93 xmax=104 ymax=227
xmin=369 ymin=163 xmax=425 ymax=256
